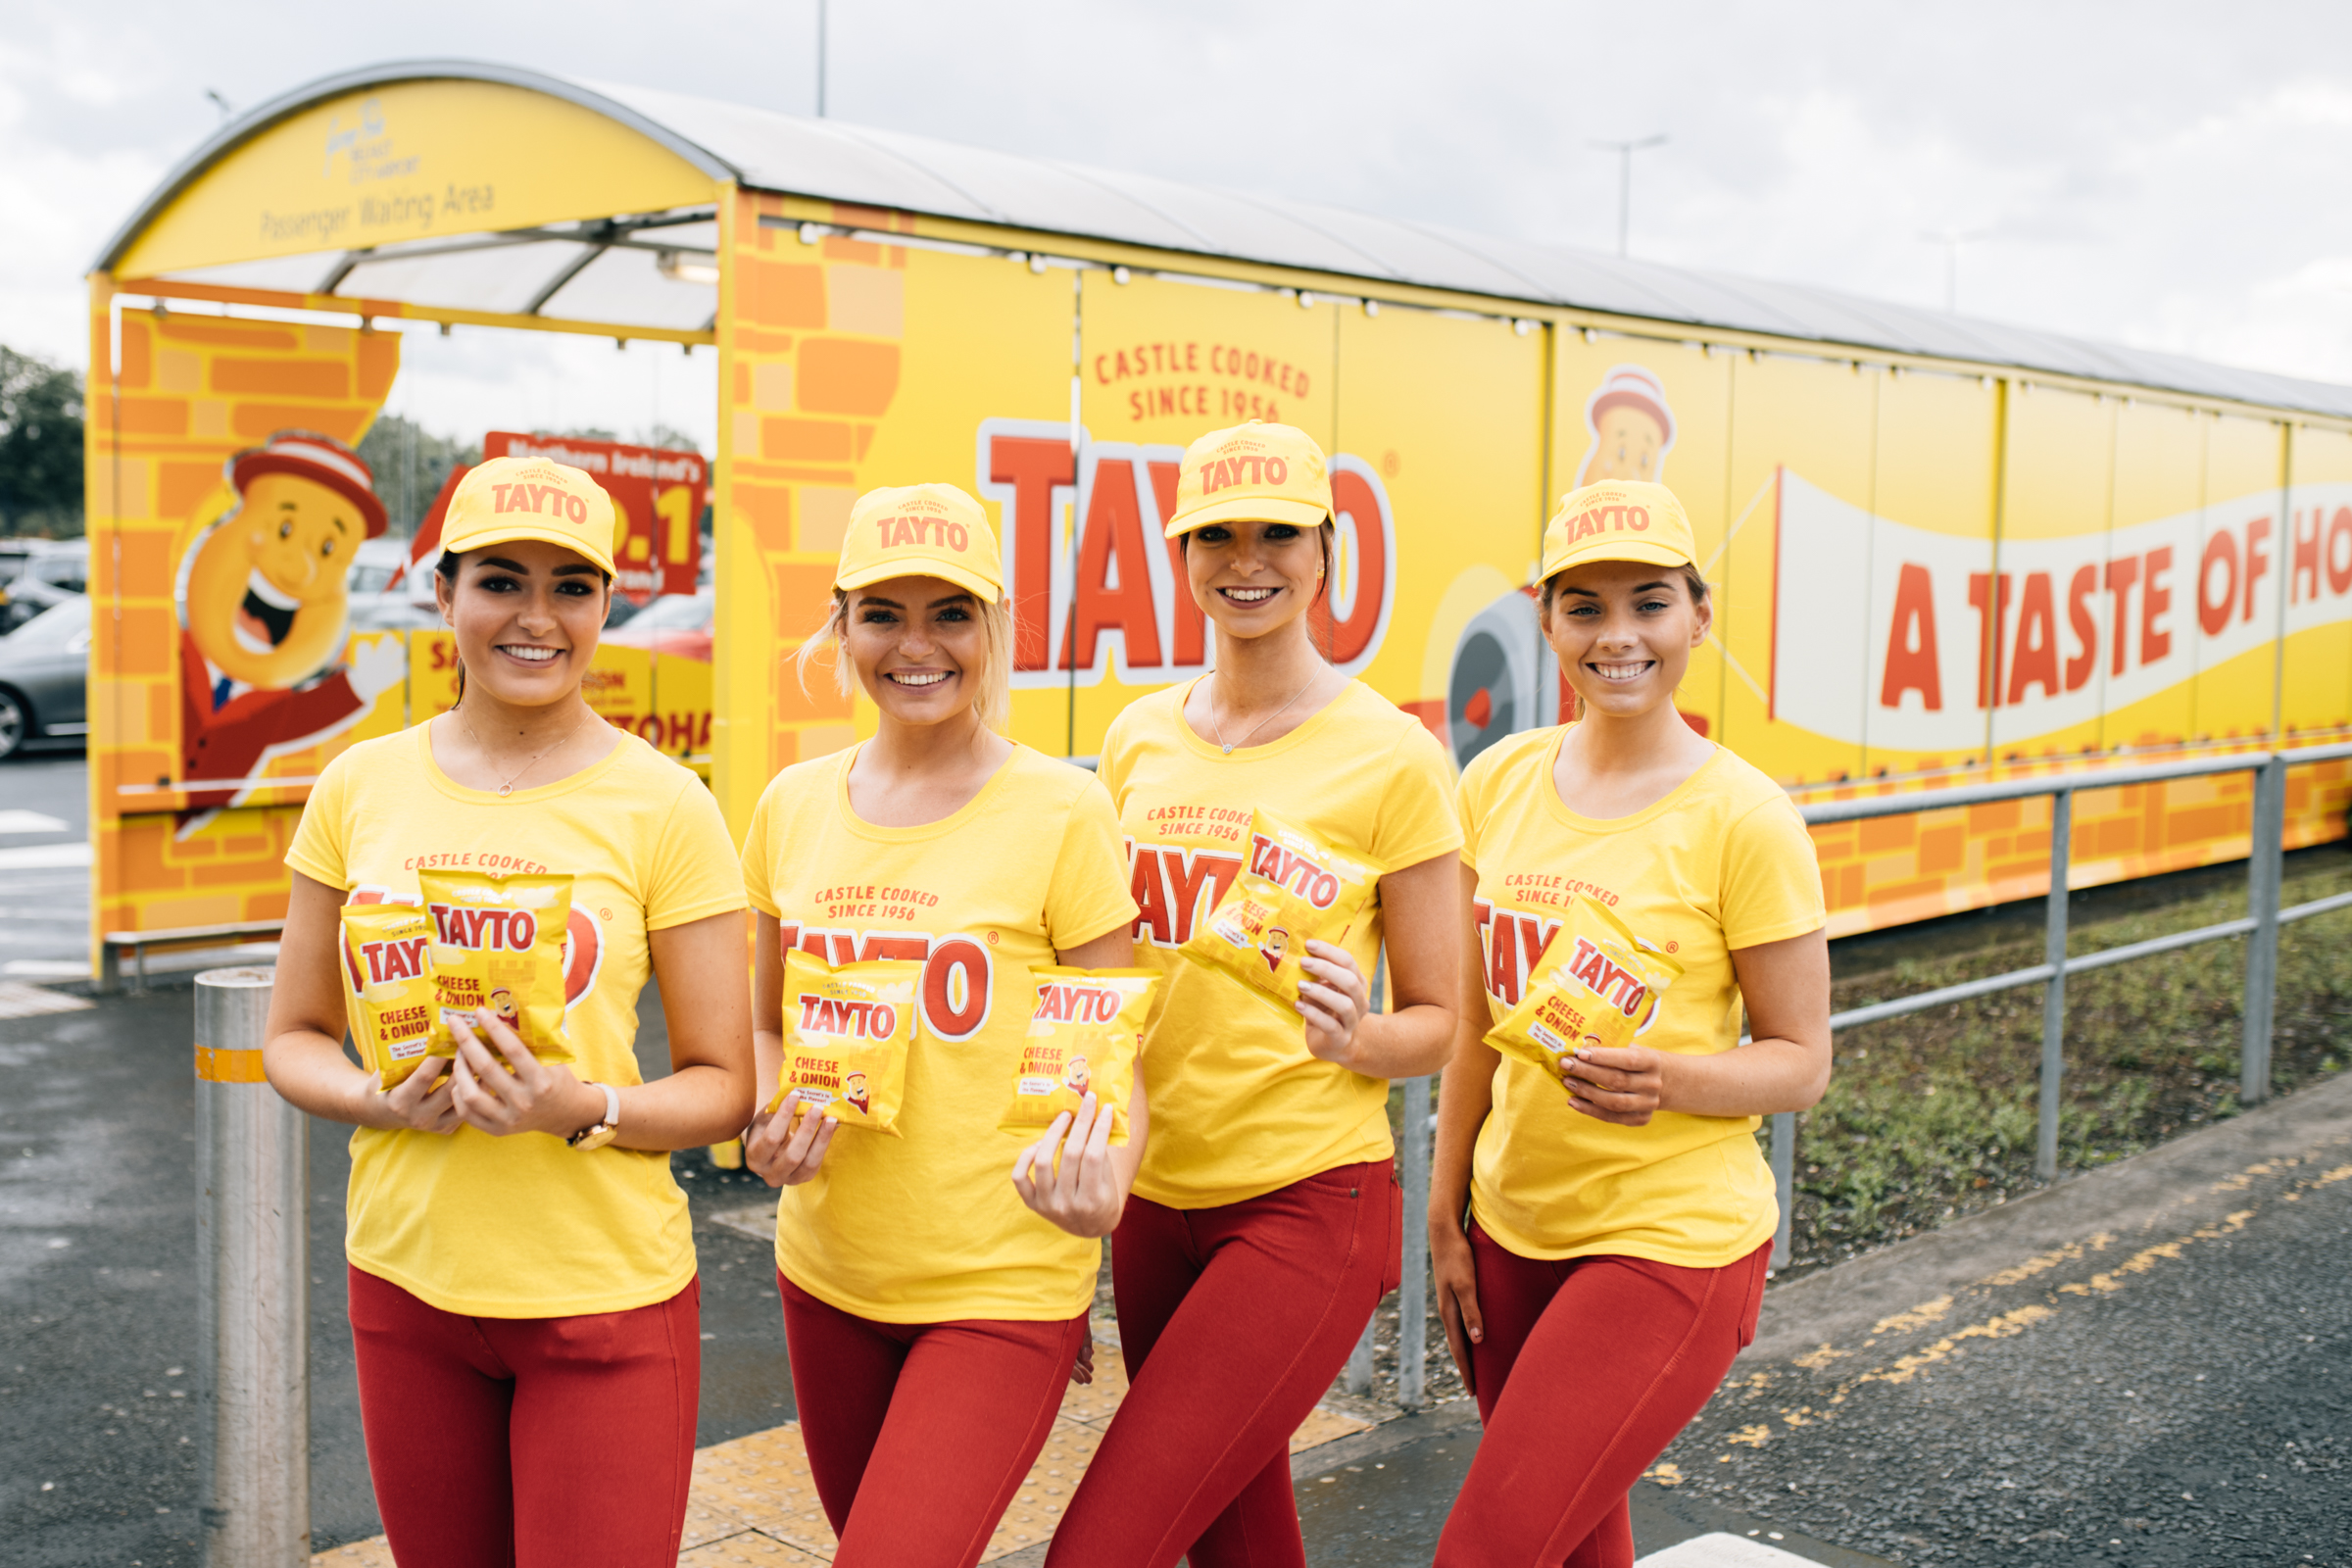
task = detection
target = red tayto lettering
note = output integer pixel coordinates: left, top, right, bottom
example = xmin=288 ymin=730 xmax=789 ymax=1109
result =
xmin=358 ymin=935 xmax=431 ymax=986
xmin=1033 ymin=982 xmax=1123 ymax=1025
xmin=795 ymin=994 xmax=901 ymax=1040
xmin=874 ymin=513 xmax=972 ymax=552
xmin=979 ymin=421 xmax=1394 ymax=679
xmin=1247 ymin=833 xmax=1342 ymax=908
xmin=1566 ymin=503 xmax=1651 ymax=541
xmin=1567 ymin=937 xmax=1648 ymax=1017
xmin=1200 ymin=454 xmax=1292 ymax=494
xmin=775 ymin=924 xmax=994 ymax=1040
xmin=1128 ymin=845 xmax=1244 ymax=949
xmin=1472 ymin=901 xmax=1564 ymax=1006
xmin=427 ymin=903 xmax=540 ymax=952
xmin=488 ymin=482 xmax=592 ymax=525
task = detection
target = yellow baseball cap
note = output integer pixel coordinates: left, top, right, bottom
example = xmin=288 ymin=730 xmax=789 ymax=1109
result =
xmin=837 ymin=484 xmax=1003 ymax=600
xmin=1540 ymin=480 xmax=1698 ymax=581
xmin=1164 ymin=421 xmax=1334 ymax=538
xmin=441 ymin=456 xmax=623 ymax=577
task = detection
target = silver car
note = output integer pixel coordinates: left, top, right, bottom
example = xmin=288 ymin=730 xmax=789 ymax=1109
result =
xmin=0 ymin=597 xmax=90 ymax=759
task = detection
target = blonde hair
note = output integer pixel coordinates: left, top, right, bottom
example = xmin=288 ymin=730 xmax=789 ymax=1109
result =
xmin=795 ymin=586 xmax=1014 ymax=733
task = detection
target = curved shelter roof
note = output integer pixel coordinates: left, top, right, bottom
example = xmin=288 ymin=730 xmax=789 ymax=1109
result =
xmin=98 ymin=59 xmax=2352 ymax=421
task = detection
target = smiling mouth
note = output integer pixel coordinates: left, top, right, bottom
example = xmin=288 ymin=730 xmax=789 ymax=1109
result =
xmin=1588 ymin=660 xmax=1656 ymax=683
xmin=498 ymin=644 xmax=564 ymax=665
xmin=232 ymin=569 xmax=301 ymax=655
xmin=1220 ymin=586 xmax=1279 ymax=605
xmin=887 ymin=670 xmax=953 ymax=688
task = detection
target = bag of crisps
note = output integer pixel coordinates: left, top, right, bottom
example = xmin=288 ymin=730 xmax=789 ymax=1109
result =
xmin=1180 ymin=809 xmax=1386 ymax=1019
xmin=1486 ymin=895 xmax=1684 ymax=1086
xmin=339 ymin=903 xmax=438 ymax=1088
xmin=1001 ymin=967 xmax=1157 ymax=1144
xmin=769 ymin=950 xmax=917 ymax=1137
xmin=418 ymin=869 xmax=576 ymax=1068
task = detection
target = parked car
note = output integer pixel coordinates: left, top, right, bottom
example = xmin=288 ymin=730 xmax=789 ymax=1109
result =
xmin=0 ymin=541 xmax=89 ymax=634
xmin=345 ymin=592 xmax=447 ymax=632
xmin=0 ymin=597 xmax=90 ymax=759
xmin=599 ymin=589 xmax=712 ymax=660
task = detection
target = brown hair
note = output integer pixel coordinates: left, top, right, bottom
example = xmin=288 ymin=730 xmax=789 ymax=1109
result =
xmin=1538 ymin=562 xmax=1711 ymax=619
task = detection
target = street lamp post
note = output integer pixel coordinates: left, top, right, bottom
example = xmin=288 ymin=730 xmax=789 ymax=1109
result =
xmin=1591 ymin=134 xmax=1668 ymax=258
xmin=1922 ymin=229 xmax=1990 ymax=313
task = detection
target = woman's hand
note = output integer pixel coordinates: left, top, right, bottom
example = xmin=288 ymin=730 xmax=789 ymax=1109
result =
xmin=744 ymin=1092 xmax=838 ymax=1187
xmin=1298 ymin=939 xmax=1372 ymax=1067
xmin=1430 ymin=1215 xmax=1482 ymax=1396
xmin=1011 ymin=1093 xmax=1125 ymax=1239
xmin=447 ymin=1009 xmax=604 ymax=1140
xmin=1070 ymin=1336 xmax=1098 ymax=1388
xmin=1561 ymin=1044 xmax=1665 ymax=1126
xmin=364 ymin=1056 xmax=465 ymax=1135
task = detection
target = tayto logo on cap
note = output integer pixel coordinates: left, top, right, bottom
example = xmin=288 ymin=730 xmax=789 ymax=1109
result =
xmin=874 ymin=500 xmax=971 ymax=552
xmin=1199 ymin=452 xmax=1291 ymax=495
xmin=427 ymin=902 xmax=541 ymax=952
xmin=490 ymin=475 xmax=594 ymax=526
xmin=1560 ymin=498 xmax=1652 ymax=543
xmin=796 ymin=992 xmax=901 ymax=1040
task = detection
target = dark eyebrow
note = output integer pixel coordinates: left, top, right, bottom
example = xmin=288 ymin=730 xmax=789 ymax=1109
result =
xmin=330 ymin=515 xmax=350 ymax=533
xmin=925 ymin=592 xmax=977 ymax=610
xmin=552 ymin=563 xmax=601 ymax=577
xmin=479 ymin=556 xmax=531 ymax=572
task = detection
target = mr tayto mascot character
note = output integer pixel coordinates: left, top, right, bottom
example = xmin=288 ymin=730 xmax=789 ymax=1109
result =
xmin=843 ymin=1071 xmax=871 ymax=1117
xmin=1574 ymin=366 xmax=1677 ymax=487
xmin=1064 ymin=1054 xmax=1091 ymax=1096
xmin=179 ymin=432 xmax=407 ymax=812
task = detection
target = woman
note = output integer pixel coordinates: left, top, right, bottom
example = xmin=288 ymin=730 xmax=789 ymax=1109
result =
xmin=264 ymin=456 xmax=755 ymax=1565
xmin=1429 ymin=478 xmax=1832 ymax=1567
xmin=737 ymin=483 xmax=1145 ymax=1568
xmin=1049 ymin=421 xmax=1462 ymax=1568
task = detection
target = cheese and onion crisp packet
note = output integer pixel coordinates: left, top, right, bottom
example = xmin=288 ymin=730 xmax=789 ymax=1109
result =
xmin=771 ymin=950 xmax=916 ymax=1137
xmin=338 ymin=903 xmax=437 ymax=1088
xmin=1486 ymin=895 xmax=1683 ymax=1086
xmin=418 ymin=869 xmax=576 ymax=1068
xmin=1001 ymin=967 xmax=1156 ymax=1144
xmin=1180 ymin=809 xmax=1385 ymax=1017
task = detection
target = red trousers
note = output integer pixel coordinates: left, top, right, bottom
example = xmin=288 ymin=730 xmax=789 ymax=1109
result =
xmin=347 ymin=1265 xmax=700 ymax=1568
xmin=778 ymin=1270 xmax=1087 ymax=1568
xmin=1434 ymin=1226 xmax=1771 ymax=1568
xmin=1048 ymin=1159 xmax=1400 ymax=1568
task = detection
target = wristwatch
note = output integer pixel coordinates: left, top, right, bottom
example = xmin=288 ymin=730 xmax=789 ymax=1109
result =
xmin=567 ymin=1082 xmax=620 ymax=1152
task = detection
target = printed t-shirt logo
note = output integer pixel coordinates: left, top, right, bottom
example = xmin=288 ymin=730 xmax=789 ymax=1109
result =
xmin=776 ymin=922 xmax=994 ymax=1041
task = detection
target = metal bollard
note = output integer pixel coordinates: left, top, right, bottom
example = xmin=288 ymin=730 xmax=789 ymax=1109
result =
xmin=194 ymin=967 xmax=310 ymax=1567
xmin=2241 ymin=757 xmax=2287 ymax=1107
xmin=2035 ymin=790 xmax=2074 ymax=1182
xmin=1396 ymin=1074 xmax=1430 ymax=1412
xmin=1769 ymin=1111 xmax=1795 ymax=1269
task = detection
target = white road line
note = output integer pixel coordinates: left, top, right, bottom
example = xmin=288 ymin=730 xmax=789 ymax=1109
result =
xmin=0 ymin=810 xmax=71 ymax=834
xmin=1638 ymin=1534 xmax=1825 ymax=1568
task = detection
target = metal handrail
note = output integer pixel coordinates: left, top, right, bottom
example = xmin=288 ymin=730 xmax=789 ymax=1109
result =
xmin=1764 ymin=737 xmax=2352 ymax=1266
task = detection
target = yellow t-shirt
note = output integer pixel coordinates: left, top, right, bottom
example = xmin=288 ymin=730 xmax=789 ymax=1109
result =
xmin=739 ymin=743 xmax=1139 ymax=1324
xmin=1459 ymin=727 xmax=1825 ymax=1268
xmin=1100 ymin=679 xmax=1462 ymax=1208
xmin=285 ymin=723 xmax=747 ymax=1318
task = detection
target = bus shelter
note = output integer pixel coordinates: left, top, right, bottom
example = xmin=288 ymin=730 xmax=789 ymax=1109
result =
xmin=85 ymin=60 xmax=2352 ymax=968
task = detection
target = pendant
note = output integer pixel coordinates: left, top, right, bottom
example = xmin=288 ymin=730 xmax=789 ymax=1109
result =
xmin=1221 ymin=744 xmax=1234 ymax=755
xmin=498 ymin=784 xmax=513 ymax=797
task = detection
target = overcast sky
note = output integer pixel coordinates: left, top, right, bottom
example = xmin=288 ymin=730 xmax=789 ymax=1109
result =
xmin=6 ymin=0 xmax=2352 ymax=449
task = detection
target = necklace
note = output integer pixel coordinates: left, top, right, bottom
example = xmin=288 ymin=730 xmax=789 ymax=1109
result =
xmin=1209 ymin=670 xmax=1319 ymax=756
xmin=459 ymin=705 xmax=592 ymax=797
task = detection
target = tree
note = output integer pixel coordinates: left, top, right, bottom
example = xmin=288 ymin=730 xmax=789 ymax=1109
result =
xmin=0 ymin=347 xmax=85 ymax=537
xmin=356 ymin=413 xmax=480 ymax=538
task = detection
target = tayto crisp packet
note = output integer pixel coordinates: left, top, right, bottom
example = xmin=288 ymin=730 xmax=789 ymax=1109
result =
xmin=1486 ymin=895 xmax=1684 ymax=1086
xmin=1180 ymin=809 xmax=1385 ymax=1018
xmin=1001 ymin=967 xmax=1157 ymax=1145
xmin=419 ymin=870 xmax=576 ymax=1069
xmin=771 ymin=950 xmax=917 ymax=1136
xmin=339 ymin=903 xmax=437 ymax=1088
